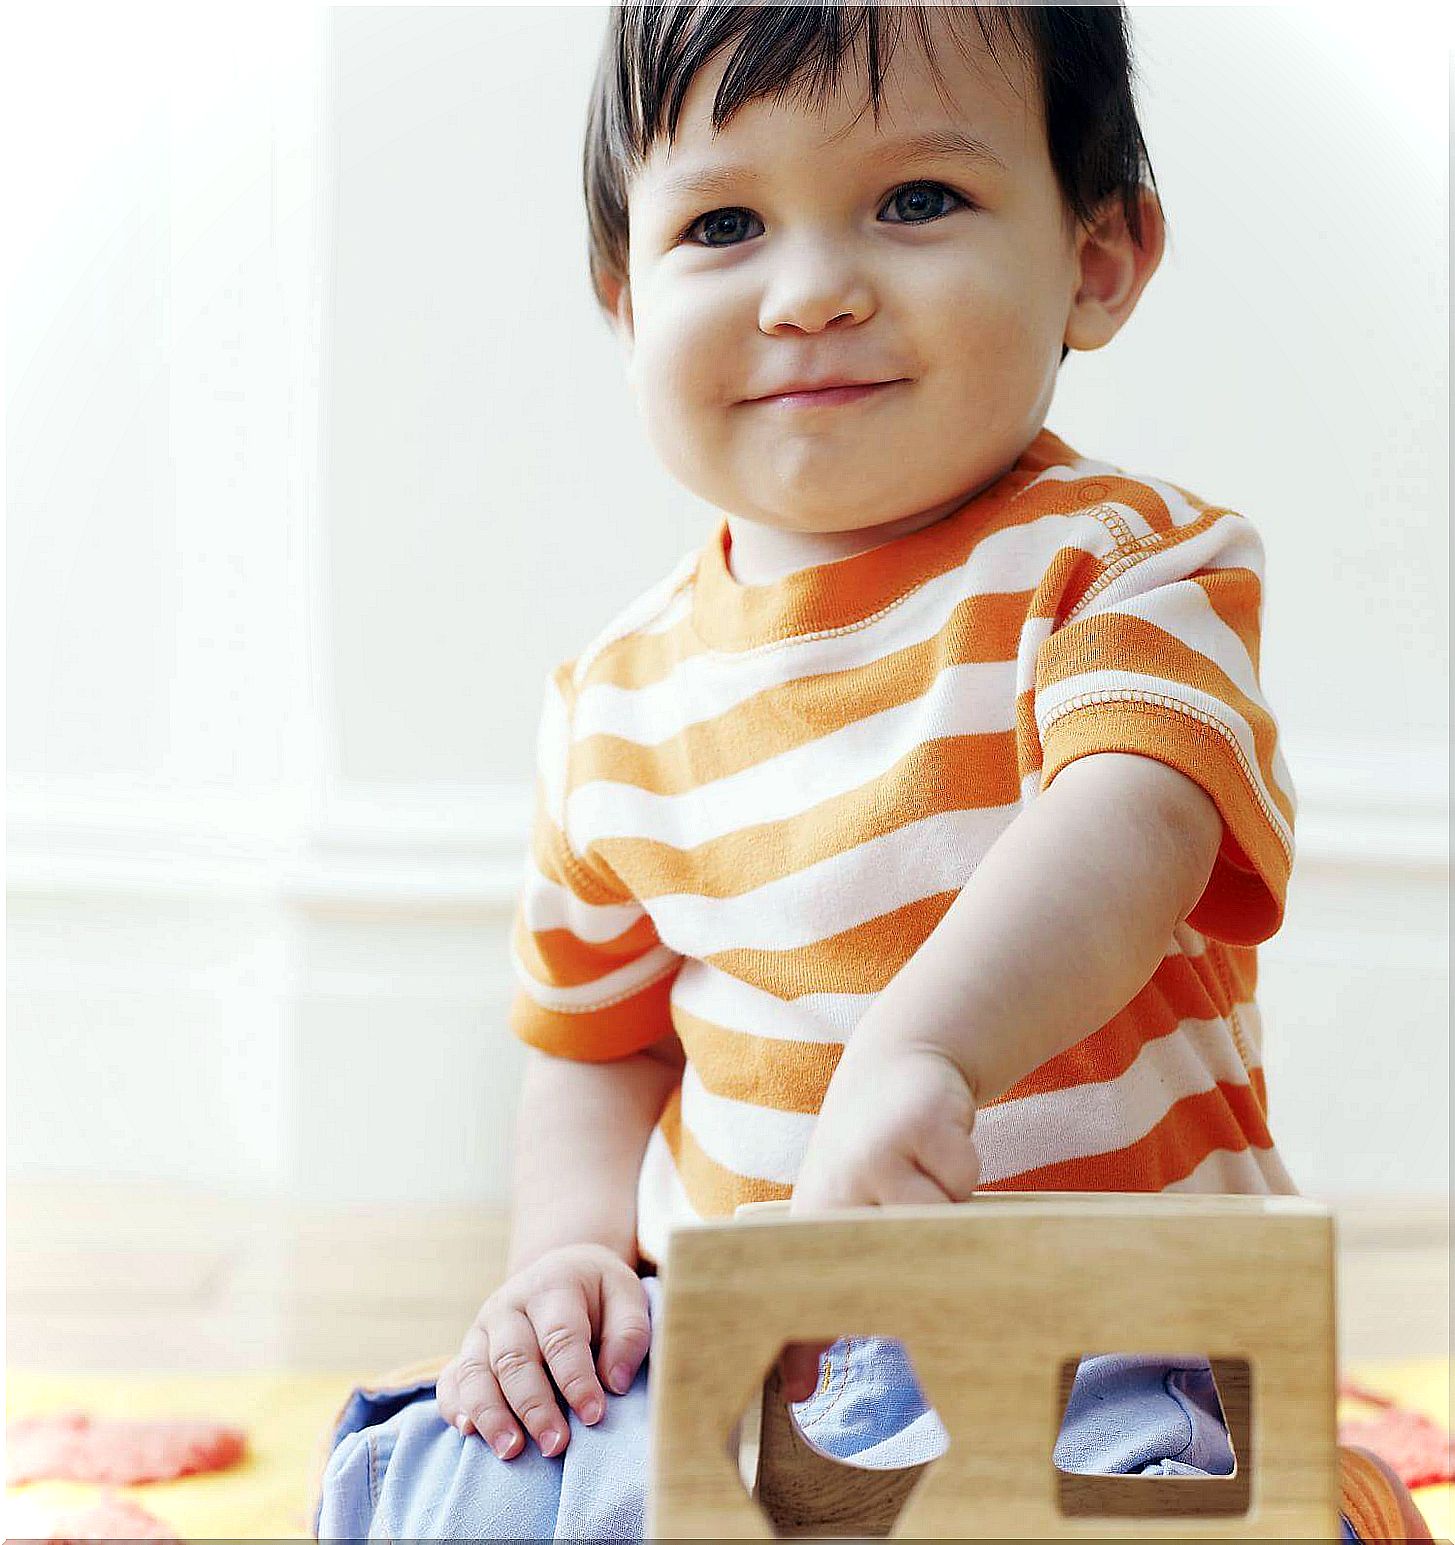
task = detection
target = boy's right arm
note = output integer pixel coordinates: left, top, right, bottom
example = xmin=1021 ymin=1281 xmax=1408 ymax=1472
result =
xmin=506 ymin=1034 xmax=683 ymax=1274
xmin=437 ymin=1034 xmax=683 ymax=1458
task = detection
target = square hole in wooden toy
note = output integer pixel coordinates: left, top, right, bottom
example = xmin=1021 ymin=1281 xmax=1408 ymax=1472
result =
xmin=1053 ymin=1356 xmax=1252 ymax=1520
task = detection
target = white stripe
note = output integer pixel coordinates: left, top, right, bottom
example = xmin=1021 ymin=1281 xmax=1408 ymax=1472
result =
xmin=572 ymin=513 xmax=1121 ymax=746
xmin=1170 ymin=921 xmax=1208 ymax=958
xmin=672 ymin=960 xmax=869 ymax=1043
xmin=1111 ymin=580 xmax=1263 ymax=706
xmin=566 ymin=659 xmax=1017 ymax=852
xmin=976 ymin=1015 xmax=1254 ymax=1183
xmin=640 ymin=586 xmax=693 ymax=637
xmin=1035 ymin=669 xmax=1293 ymax=856
xmin=1269 ymin=740 xmax=1297 ymax=826
xmin=511 ymin=940 xmax=678 ymax=1012
xmin=636 ymin=1125 xmax=702 ymax=1267
xmin=673 ymin=1012 xmax=1260 ymax=1194
xmin=1074 ymin=510 xmax=1262 ymax=618
xmin=1130 ymin=472 xmax=1213 ymax=531
xmin=1233 ymin=999 xmax=1265 ymax=1060
xmin=571 ymin=551 xmax=698 ymax=686
xmin=1015 ymin=614 xmax=1056 ymax=693
xmin=645 ymin=803 xmax=1021 ymax=958
xmin=1028 ymin=457 xmax=1122 ymax=486
xmin=519 ymin=859 xmax=645 ymax=944
xmin=681 ymin=1063 xmax=813 ymax=1186
xmin=1162 ymin=1141 xmax=1298 ymax=1196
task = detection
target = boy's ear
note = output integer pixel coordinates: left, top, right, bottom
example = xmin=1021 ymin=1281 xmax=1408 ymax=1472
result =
xmin=1064 ymin=187 xmax=1165 ymax=354
xmin=600 ymin=271 xmax=635 ymax=350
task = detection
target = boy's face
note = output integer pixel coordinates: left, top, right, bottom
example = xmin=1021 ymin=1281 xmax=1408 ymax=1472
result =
xmin=614 ymin=11 xmax=1160 ymax=536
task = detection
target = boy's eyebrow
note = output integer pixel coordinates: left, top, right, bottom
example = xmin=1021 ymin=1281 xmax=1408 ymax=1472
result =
xmin=647 ymin=126 xmax=1007 ymax=206
xmin=866 ymin=127 xmax=1008 ymax=172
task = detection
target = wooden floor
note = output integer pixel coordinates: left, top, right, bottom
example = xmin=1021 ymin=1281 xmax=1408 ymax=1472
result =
xmin=6 ymin=1181 xmax=1450 ymax=1375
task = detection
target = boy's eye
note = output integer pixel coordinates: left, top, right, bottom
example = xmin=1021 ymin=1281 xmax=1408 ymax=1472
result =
xmin=879 ymin=181 xmax=967 ymax=224
xmin=688 ymin=208 xmax=769 ymax=247
xmin=679 ymin=181 xmax=969 ymax=248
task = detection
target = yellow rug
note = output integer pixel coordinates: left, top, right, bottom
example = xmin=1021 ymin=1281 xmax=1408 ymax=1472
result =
xmin=6 ymin=1361 xmax=1452 ymax=1539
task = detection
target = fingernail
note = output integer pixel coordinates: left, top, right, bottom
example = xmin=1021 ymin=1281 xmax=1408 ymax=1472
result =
xmin=608 ymin=1364 xmax=633 ymax=1394
xmin=581 ymin=1396 xmax=603 ymax=1424
xmin=490 ymin=1432 xmax=516 ymax=1460
xmin=539 ymin=1428 xmax=562 ymax=1456
xmin=454 ymin=1417 xmax=470 ymax=1437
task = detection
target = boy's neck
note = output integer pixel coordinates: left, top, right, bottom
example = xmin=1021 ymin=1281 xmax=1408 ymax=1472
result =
xmin=722 ymin=453 xmax=1024 ymax=586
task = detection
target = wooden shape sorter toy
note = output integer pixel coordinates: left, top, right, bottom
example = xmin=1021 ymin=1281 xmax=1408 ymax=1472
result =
xmin=647 ymin=1193 xmax=1340 ymax=1539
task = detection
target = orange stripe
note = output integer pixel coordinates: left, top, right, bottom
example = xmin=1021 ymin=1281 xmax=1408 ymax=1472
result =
xmin=666 ymin=950 xmax=1245 ymax=1117
xmin=706 ymin=890 xmax=957 ymax=999
xmin=1199 ymin=565 xmax=1264 ymax=674
xmin=1091 ymin=475 xmax=1181 ymax=536
xmin=576 ymin=609 xmax=706 ymax=695
xmin=590 ymin=733 xmax=1021 ymax=900
xmin=1037 ymin=541 xmax=1108 ymax=626
xmin=508 ymin=968 xmax=678 ymax=1062
xmin=531 ymin=805 xmax=628 ymax=908
xmin=1023 ymin=471 xmax=1192 ymax=530
xmin=1037 ymin=602 xmax=1293 ymax=832
xmin=676 ymin=949 xmax=1262 ymax=1121
xmin=996 ymin=952 xmax=1261 ymax=1105
xmin=673 ymin=1005 xmax=843 ymax=1113
xmin=512 ymin=910 xmax=664 ymax=990
xmin=982 ymin=1082 xmax=1272 ymax=1192
xmin=572 ymin=590 xmax=1034 ymax=796
xmin=657 ymin=1082 xmax=1275 ymax=1222
xmin=1014 ymin=683 xmax=1044 ymax=772
xmin=1249 ymin=1064 xmax=1267 ymax=1112
xmin=658 ymin=1086 xmax=792 ymax=1217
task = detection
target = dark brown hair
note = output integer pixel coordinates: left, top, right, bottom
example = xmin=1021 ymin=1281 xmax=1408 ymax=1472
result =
xmin=583 ymin=3 xmax=1161 ymax=313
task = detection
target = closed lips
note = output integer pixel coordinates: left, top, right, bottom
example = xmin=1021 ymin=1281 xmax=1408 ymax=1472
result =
xmin=746 ymin=378 xmax=904 ymax=401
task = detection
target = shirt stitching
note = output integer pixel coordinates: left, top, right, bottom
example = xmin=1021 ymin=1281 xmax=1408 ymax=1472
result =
xmin=1065 ymin=507 xmax=1240 ymax=623
xmin=522 ymin=952 xmax=680 ymax=1016
xmin=1039 ymin=690 xmax=1291 ymax=862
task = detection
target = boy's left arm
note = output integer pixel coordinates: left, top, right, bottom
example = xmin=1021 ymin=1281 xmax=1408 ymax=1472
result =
xmin=789 ymin=749 xmax=1224 ymax=1215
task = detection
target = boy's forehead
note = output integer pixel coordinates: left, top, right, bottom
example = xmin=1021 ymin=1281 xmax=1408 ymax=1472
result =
xmin=637 ymin=10 xmax=1043 ymax=185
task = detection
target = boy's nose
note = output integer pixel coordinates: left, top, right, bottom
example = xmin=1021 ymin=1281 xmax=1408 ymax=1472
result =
xmin=758 ymin=248 xmax=875 ymax=336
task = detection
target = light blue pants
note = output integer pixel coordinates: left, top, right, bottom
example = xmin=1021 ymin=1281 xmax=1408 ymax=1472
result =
xmin=315 ymin=1275 xmax=1358 ymax=1540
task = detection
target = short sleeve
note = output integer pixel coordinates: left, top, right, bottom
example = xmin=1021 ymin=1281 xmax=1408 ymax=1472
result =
xmin=509 ymin=665 xmax=681 ymax=1061
xmin=1033 ymin=508 xmax=1297 ymax=946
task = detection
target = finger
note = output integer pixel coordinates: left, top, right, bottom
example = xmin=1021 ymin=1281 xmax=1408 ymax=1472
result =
xmin=525 ymin=1283 xmax=607 ymax=1431
xmin=488 ymin=1306 xmax=570 ymax=1456
xmin=914 ymin=1124 xmax=981 ymax=1201
xmin=436 ymin=1357 xmax=463 ymax=1428
xmin=596 ymin=1272 xmax=652 ymax=1396
xmin=450 ymin=1328 xmax=526 ymax=1459
xmin=779 ymin=1338 xmax=835 ymax=1403
xmin=884 ymin=1162 xmax=956 ymax=1206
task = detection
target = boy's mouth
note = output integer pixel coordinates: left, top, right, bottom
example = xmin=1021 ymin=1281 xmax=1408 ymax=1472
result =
xmin=742 ymin=377 xmax=907 ymax=410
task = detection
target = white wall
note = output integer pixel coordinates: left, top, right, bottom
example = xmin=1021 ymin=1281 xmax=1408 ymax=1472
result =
xmin=7 ymin=5 xmax=1448 ymax=1205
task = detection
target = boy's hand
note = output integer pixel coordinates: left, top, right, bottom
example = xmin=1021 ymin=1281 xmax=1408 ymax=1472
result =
xmin=436 ymin=1243 xmax=651 ymax=1460
xmin=777 ymin=1037 xmax=980 ymax=1401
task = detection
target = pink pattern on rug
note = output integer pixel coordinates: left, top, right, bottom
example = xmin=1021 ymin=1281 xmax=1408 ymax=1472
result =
xmin=1339 ymin=1381 xmax=1455 ymax=1491
xmin=43 ymin=1489 xmax=181 ymax=1542
xmin=6 ymin=1411 xmax=246 ymax=1486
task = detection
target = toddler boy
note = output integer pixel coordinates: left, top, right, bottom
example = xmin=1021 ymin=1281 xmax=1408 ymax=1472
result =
xmin=313 ymin=6 xmax=1427 ymax=1540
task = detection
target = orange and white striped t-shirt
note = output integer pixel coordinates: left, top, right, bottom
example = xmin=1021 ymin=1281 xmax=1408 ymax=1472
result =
xmin=509 ymin=426 xmax=1298 ymax=1267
